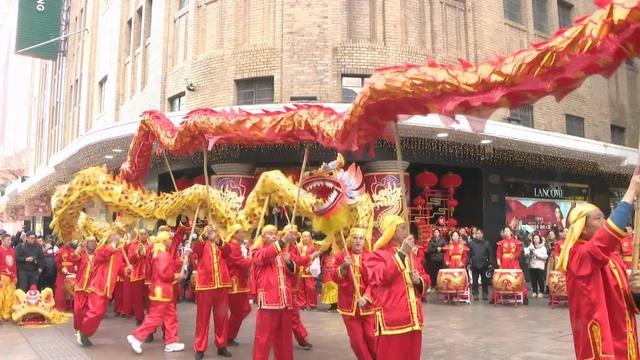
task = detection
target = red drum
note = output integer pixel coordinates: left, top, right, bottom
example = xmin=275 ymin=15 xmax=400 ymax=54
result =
xmin=492 ymin=269 xmax=525 ymax=293
xmin=548 ymin=271 xmax=567 ymax=297
xmin=436 ymin=269 xmax=469 ymax=294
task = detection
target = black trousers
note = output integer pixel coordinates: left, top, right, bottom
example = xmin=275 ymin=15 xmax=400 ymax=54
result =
xmin=471 ymin=266 xmax=489 ymax=296
xmin=428 ymin=261 xmax=444 ymax=287
xmin=18 ymin=270 xmax=39 ymax=292
xmin=529 ymin=268 xmax=545 ymax=294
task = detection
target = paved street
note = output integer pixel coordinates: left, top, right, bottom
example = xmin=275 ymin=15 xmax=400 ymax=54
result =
xmin=1 ymin=294 xmax=579 ymax=360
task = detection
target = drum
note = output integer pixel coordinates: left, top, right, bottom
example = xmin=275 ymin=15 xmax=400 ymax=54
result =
xmin=548 ymin=271 xmax=567 ymax=297
xmin=64 ymin=274 xmax=76 ymax=299
xmin=191 ymin=271 xmax=198 ymax=287
xmin=492 ymin=269 xmax=525 ymax=293
xmin=436 ymin=269 xmax=468 ymax=293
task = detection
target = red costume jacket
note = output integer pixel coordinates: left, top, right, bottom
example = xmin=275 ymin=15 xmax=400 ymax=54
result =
xmin=298 ymin=242 xmax=315 ymax=278
xmin=333 ymin=251 xmax=374 ymax=317
xmin=56 ymin=245 xmax=80 ymax=276
xmin=0 ymin=246 xmax=17 ymax=280
xmin=443 ymin=243 xmax=469 ymax=269
xmin=127 ymin=240 xmax=149 ymax=282
xmin=497 ymin=237 xmax=522 ymax=269
xmin=252 ymin=241 xmax=311 ymax=309
xmin=322 ymin=252 xmax=338 ymax=283
xmin=75 ymin=252 xmax=94 ymax=292
xmin=621 ymin=235 xmax=634 ymax=270
xmin=226 ymin=241 xmax=251 ymax=294
xmin=88 ymin=244 xmax=126 ymax=298
xmin=553 ymin=239 xmax=565 ymax=260
xmin=567 ymin=220 xmax=639 ymax=359
xmin=147 ymin=248 xmax=176 ymax=302
xmin=192 ymin=238 xmax=231 ymax=291
xmin=365 ymin=245 xmax=429 ymax=335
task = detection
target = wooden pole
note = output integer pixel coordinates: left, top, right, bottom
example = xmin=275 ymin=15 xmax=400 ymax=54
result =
xmin=340 ymin=232 xmax=361 ymax=298
xmin=291 ymin=144 xmax=310 ymax=224
xmin=163 ymin=152 xmax=178 ymax=191
xmin=393 ymin=122 xmax=414 ymax=272
xmin=632 ymin=139 xmax=640 ymax=271
xmin=181 ymin=202 xmax=201 ymax=276
xmin=203 ymin=149 xmax=213 ymax=224
xmin=254 ymin=194 xmax=271 ymax=240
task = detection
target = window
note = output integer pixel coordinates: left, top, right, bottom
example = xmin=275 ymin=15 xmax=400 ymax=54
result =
xmin=144 ymin=0 xmax=152 ymax=41
xmin=508 ymin=105 xmax=533 ymax=127
xmin=125 ymin=18 xmax=132 ymax=56
xmin=503 ymin=0 xmax=522 ymax=24
xmin=565 ymin=114 xmax=585 ymax=137
xmin=169 ymin=92 xmax=185 ymax=111
xmin=236 ymin=77 xmax=275 ymax=105
xmin=611 ymin=125 xmax=626 ymax=146
xmin=179 ymin=0 xmax=188 ymax=10
xmin=134 ymin=7 xmax=143 ymax=49
xmin=532 ymin=0 xmax=548 ymax=33
xmin=98 ymin=76 xmax=107 ymax=113
xmin=341 ymin=75 xmax=370 ymax=103
xmin=557 ymin=0 xmax=573 ymax=28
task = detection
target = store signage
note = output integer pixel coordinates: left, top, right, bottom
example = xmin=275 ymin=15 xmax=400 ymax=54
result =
xmin=506 ymin=180 xmax=589 ymax=201
xmin=15 ymin=0 xmax=63 ymax=60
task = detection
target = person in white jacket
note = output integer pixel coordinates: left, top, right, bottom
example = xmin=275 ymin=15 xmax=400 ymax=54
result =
xmin=524 ymin=234 xmax=548 ymax=298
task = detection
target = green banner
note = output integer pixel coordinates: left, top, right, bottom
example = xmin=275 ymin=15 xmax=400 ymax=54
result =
xmin=15 ymin=0 xmax=63 ymax=60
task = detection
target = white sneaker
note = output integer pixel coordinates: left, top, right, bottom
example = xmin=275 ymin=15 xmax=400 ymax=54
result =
xmin=165 ymin=343 xmax=185 ymax=352
xmin=75 ymin=331 xmax=82 ymax=346
xmin=532 ymin=292 xmax=538 ymax=298
xmin=127 ymin=335 xmax=143 ymax=354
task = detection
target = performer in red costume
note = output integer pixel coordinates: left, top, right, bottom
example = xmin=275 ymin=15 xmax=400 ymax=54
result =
xmin=225 ymin=224 xmax=252 ymax=347
xmin=73 ymin=236 xmax=97 ymax=338
xmin=621 ymin=226 xmax=634 ymax=270
xmin=192 ymin=225 xmax=233 ymax=359
xmin=320 ymin=247 xmax=339 ymax=311
xmin=127 ymin=230 xmax=185 ymax=354
xmin=125 ymin=230 xmax=150 ymax=324
xmin=296 ymin=231 xmax=318 ymax=309
xmin=252 ymin=225 xmax=319 ymax=360
xmin=77 ymin=230 xmax=129 ymax=347
xmin=366 ymin=215 xmax=429 ymax=360
xmin=558 ymin=167 xmax=640 ymax=360
xmin=54 ymin=240 xmax=81 ymax=311
xmin=494 ymin=227 xmax=528 ymax=304
xmin=443 ymin=230 xmax=469 ymax=269
xmin=334 ymin=227 xmax=375 ymax=360
xmin=0 ymin=233 xmax=17 ymax=321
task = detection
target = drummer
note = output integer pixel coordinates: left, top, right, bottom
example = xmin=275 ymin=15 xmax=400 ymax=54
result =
xmin=443 ymin=231 xmax=469 ymax=269
xmin=494 ymin=227 xmax=528 ymax=305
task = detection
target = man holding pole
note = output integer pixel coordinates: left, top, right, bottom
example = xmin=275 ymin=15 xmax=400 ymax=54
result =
xmin=225 ymin=224 xmax=252 ymax=347
xmin=365 ymin=215 xmax=429 ymax=360
xmin=558 ymin=166 xmax=640 ymax=359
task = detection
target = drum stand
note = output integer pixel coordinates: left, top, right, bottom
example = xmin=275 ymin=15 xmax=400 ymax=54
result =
xmin=493 ymin=291 xmax=524 ymax=307
xmin=549 ymin=294 xmax=568 ymax=308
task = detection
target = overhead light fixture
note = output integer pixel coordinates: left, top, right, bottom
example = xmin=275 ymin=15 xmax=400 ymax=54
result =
xmin=104 ymin=155 xmax=114 ymax=159
xmin=436 ymin=133 xmax=449 ymax=138
xmin=112 ymin=148 xmax=123 ymax=153
xmin=480 ymin=139 xmax=493 ymax=145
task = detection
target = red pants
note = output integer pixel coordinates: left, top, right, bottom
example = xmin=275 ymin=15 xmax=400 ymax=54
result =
xmin=132 ymin=301 xmax=179 ymax=345
xmin=342 ymin=315 xmax=376 ymax=360
xmin=122 ymin=280 xmax=145 ymax=322
xmin=228 ymin=292 xmax=251 ymax=341
xmin=54 ymin=274 xmax=71 ymax=311
xmin=302 ymin=277 xmax=317 ymax=307
xmin=291 ymin=306 xmax=308 ymax=345
xmin=194 ymin=288 xmax=229 ymax=352
xmin=253 ymin=309 xmax=293 ymax=360
xmin=73 ymin=291 xmax=89 ymax=330
xmin=79 ymin=294 xmax=110 ymax=336
xmin=113 ymin=281 xmax=124 ymax=314
xmin=376 ymin=330 xmax=422 ymax=360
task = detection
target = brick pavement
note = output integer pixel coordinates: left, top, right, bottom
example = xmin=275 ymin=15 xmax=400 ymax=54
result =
xmin=0 ymin=294 xmax=581 ymax=360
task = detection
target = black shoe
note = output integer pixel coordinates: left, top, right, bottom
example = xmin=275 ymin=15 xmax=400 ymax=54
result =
xmin=473 ymin=295 xmax=479 ymax=301
xmin=482 ymin=294 xmax=488 ymax=301
xmin=489 ymin=299 xmax=495 ymax=304
xmin=194 ymin=352 xmax=204 ymax=360
xmin=328 ymin=304 xmax=337 ymax=311
xmin=217 ymin=348 xmax=232 ymax=357
xmin=136 ymin=320 xmax=142 ymax=326
xmin=144 ymin=334 xmax=154 ymax=343
xmin=228 ymin=339 xmax=239 ymax=347
xmin=298 ymin=341 xmax=313 ymax=350
xmin=79 ymin=333 xmax=93 ymax=347
xmin=523 ymin=297 xmax=529 ymax=305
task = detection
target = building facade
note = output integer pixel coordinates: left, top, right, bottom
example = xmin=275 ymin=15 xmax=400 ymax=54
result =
xmin=2 ymin=0 xmax=639 ymax=241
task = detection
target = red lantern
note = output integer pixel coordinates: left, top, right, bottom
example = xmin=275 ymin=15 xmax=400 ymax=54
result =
xmin=415 ymin=171 xmax=438 ymax=189
xmin=412 ymin=196 xmax=426 ymax=207
xmin=447 ymin=218 xmax=458 ymax=227
xmin=440 ymin=172 xmax=462 ymax=189
xmin=448 ymin=199 xmax=459 ymax=208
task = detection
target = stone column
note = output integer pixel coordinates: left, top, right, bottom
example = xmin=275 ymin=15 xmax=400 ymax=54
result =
xmin=364 ymin=160 xmax=410 ymax=240
xmin=210 ymin=163 xmax=256 ymax=210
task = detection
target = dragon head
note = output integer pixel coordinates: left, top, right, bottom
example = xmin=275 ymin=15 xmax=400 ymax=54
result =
xmin=302 ymin=154 xmax=365 ymax=216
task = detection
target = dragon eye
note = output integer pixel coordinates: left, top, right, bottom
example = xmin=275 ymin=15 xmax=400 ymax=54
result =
xmin=328 ymin=172 xmax=334 ymax=176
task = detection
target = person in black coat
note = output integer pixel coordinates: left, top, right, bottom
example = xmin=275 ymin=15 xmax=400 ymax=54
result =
xmin=426 ymin=229 xmax=448 ymax=291
xmin=468 ymin=229 xmax=492 ymax=300
xmin=15 ymin=231 xmax=45 ymax=292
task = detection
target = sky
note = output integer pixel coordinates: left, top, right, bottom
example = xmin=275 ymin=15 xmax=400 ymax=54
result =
xmin=0 ymin=0 xmax=31 ymax=159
